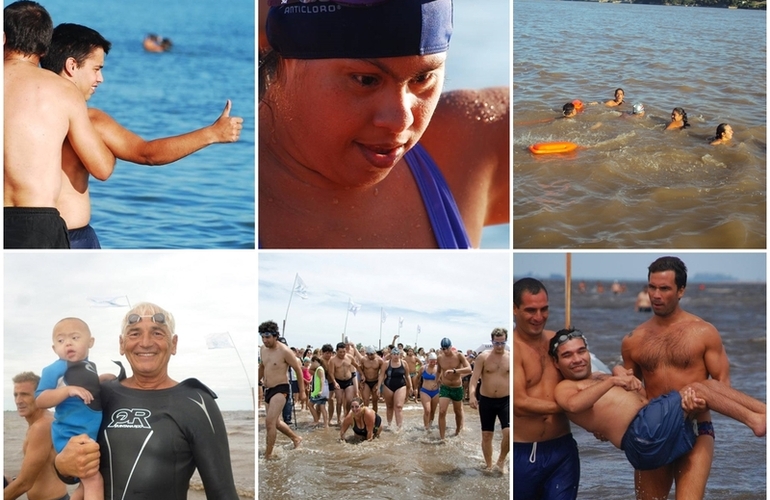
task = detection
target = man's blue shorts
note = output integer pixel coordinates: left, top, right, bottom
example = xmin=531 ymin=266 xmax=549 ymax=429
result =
xmin=514 ymin=433 xmax=580 ymax=500
xmin=621 ymin=390 xmax=696 ymax=470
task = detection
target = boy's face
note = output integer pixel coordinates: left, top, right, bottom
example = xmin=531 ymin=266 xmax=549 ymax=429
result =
xmin=52 ymin=318 xmax=94 ymax=362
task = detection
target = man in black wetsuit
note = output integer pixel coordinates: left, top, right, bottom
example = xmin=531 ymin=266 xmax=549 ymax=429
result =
xmin=52 ymin=302 xmax=238 ymax=499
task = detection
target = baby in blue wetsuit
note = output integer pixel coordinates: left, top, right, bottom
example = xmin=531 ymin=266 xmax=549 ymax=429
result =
xmin=36 ymin=317 xmax=104 ymax=500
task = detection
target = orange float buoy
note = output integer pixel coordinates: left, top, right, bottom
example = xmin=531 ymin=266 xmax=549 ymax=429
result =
xmin=528 ymin=141 xmax=579 ymax=155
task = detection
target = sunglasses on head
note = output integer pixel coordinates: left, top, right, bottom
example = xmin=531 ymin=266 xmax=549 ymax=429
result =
xmin=127 ymin=313 xmax=166 ymax=325
xmin=260 ymin=333 xmax=278 ymax=338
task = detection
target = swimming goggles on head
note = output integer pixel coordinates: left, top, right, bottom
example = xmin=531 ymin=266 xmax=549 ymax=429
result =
xmin=126 ymin=313 xmax=166 ymax=325
xmin=549 ymin=330 xmax=588 ymax=357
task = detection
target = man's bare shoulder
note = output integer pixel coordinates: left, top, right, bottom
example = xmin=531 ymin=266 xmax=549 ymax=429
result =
xmin=27 ymin=413 xmax=54 ymax=439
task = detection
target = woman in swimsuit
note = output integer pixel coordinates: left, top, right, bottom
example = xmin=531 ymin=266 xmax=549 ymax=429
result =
xmin=258 ymin=0 xmax=509 ymax=249
xmin=378 ymin=348 xmax=413 ymax=430
xmin=339 ymin=397 xmax=382 ymax=441
xmin=415 ymin=352 xmax=440 ymax=430
xmin=710 ymin=123 xmax=734 ymax=145
xmin=665 ymin=107 xmax=690 ymax=131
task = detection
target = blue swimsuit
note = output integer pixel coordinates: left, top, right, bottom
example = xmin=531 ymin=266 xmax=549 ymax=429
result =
xmin=258 ymin=143 xmax=471 ymax=249
xmin=404 ymin=144 xmax=472 ymax=249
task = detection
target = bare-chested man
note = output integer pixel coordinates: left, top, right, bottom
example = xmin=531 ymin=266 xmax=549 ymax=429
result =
xmin=552 ymin=330 xmax=764 ymax=473
xmin=436 ymin=338 xmax=471 ymax=439
xmin=5 ymin=372 xmax=69 ymax=500
xmin=328 ymin=342 xmax=359 ymax=424
xmin=320 ymin=344 xmax=338 ymax=422
xmin=469 ymin=327 xmax=510 ymax=471
xmin=513 ymin=277 xmax=579 ymax=500
xmin=359 ymin=346 xmax=386 ymax=413
xmin=258 ymin=321 xmax=304 ymax=459
xmin=3 ymin=1 xmax=114 ymax=249
xmin=40 ymin=23 xmax=243 ymax=249
xmin=403 ymin=347 xmax=420 ymax=401
xmin=622 ymin=256 xmax=731 ymax=500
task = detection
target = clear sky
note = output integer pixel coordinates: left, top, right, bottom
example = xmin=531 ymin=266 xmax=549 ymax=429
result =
xmin=259 ymin=252 xmax=511 ymax=354
xmin=4 ymin=252 xmax=256 ymax=411
xmin=513 ymin=252 xmax=766 ymax=283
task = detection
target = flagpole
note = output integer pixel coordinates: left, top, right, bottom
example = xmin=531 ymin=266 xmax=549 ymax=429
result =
xmin=565 ymin=253 xmax=572 ymax=329
xmin=378 ymin=307 xmax=383 ymax=349
xmin=342 ymin=298 xmax=351 ymax=343
xmin=415 ymin=326 xmax=419 ymax=349
xmin=228 ymin=332 xmax=255 ymax=411
xmin=283 ymin=273 xmax=298 ymax=335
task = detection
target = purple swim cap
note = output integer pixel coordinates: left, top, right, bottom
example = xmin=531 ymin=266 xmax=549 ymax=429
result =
xmin=266 ymin=0 xmax=453 ymax=59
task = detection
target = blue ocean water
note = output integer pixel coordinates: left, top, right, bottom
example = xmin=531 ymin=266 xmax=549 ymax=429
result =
xmin=30 ymin=0 xmax=256 ymax=248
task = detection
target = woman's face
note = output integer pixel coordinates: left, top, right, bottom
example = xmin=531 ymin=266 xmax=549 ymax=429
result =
xmin=722 ymin=125 xmax=734 ymax=140
xmin=614 ymin=89 xmax=624 ymax=102
xmin=269 ymin=54 xmax=446 ymax=188
xmin=671 ymin=110 xmax=683 ymax=122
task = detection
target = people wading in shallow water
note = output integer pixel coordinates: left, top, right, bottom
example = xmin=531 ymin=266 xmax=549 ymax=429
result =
xmin=339 ymin=397 xmax=383 ymax=442
xmin=379 ymin=348 xmax=412 ymax=431
xmin=665 ymin=107 xmax=690 ymax=131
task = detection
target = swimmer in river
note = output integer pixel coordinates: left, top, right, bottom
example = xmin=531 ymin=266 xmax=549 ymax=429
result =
xmin=562 ymin=102 xmax=577 ymax=118
xmin=665 ymin=107 xmax=690 ymax=131
xmin=143 ymin=34 xmax=172 ymax=52
xmin=710 ymin=123 xmax=733 ymax=145
xmin=589 ymin=88 xmax=625 ymax=107
xmin=626 ymin=102 xmax=645 ymax=118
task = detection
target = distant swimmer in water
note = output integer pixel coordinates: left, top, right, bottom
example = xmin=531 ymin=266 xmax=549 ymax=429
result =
xmin=635 ymin=287 xmax=652 ymax=312
xmin=562 ymin=100 xmax=585 ymax=118
xmin=665 ymin=107 xmax=690 ymax=131
xmin=589 ymin=88 xmax=625 ymax=107
xmin=625 ymin=102 xmax=645 ymax=118
xmin=143 ymin=33 xmax=172 ymax=52
xmin=710 ymin=123 xmax=733 ymax=145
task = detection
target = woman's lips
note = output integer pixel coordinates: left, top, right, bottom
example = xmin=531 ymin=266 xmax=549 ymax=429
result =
xmin=356 ymin=142 xmax=405 ymax=169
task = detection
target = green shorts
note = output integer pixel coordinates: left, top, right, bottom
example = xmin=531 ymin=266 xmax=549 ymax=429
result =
xmin=440 ymin=385 xmax=464 ymax=402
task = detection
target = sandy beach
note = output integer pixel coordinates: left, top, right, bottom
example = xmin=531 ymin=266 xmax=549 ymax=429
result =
xmin=4 ymin=410 xmax=254 ymax=499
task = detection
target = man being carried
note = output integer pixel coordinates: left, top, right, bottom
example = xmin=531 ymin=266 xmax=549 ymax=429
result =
xmin=623 ymin=256 xmax=731 ymax=499
xmin=40 ymin=23 xmax=243 ymax=248
xmin=551 ymin=329 xmax=765 ymax=473
xmin=436 ymin=337 xmax=471 ymax=439
xmin=3 ymin=1 xmax=114 ymax=249
xmin=258 ymin=320 xmax=304 ymax=459
xmin=5 ymin=372 xmax=69 ymax=500
xmin=469 ymin=327 xmax=510 ymax=471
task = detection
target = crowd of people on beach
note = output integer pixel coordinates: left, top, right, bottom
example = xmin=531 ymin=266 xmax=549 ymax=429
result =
xmin=514 ymin=257 xmax=766 ymax=499
xmin=553 ymin=88 xmax=735 ymax=146
xmin=258 ymin=321 xmax=511 ymax=472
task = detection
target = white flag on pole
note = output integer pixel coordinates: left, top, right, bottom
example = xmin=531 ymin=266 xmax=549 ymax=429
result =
xmin=349 ymin=301 xmax=361 ymax=316
xmin=295 ymin=275 xmax=308 ymax=299
xmin=205 ymin=332 xmax=235 ymax=349
xmin=87 ymin=296 xmax=129 ymax=308
xmin=398 ymin=317 xmax=404 ymax=328
xmin=381 ymin=309 xmax=388 ymax=323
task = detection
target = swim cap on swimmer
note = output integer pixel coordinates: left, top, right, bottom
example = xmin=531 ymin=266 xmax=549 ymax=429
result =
xmin=633 ymin=103 xmax=644 ymax=114
xmin=428 ymin=352 xmax=437 ymax=360
xmin=440 ymin=337 xmax=452 ymax=349
xmin=365 ymin=345 xmax=376 ymax=354
xmin=266 ymin=0 xmax=453 ymax=59
xmin=572 ymin=99 xmax=584 ymax=111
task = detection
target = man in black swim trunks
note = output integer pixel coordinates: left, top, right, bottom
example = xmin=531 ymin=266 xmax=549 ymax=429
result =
xmin=259 ymin=321 xmax=305 ymax=459
xmin=328 ymin=342 xmax=359 ymax=425
xmin=469 ymin=328 xmax=510 ymax=471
